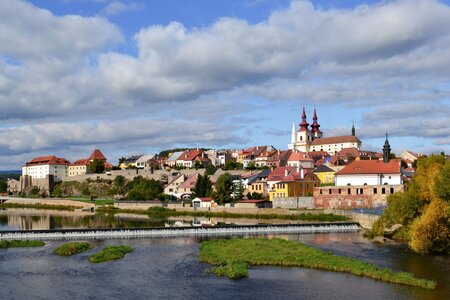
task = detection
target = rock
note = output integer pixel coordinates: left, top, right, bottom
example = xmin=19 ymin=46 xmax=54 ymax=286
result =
xmin=385 ymin=224 xmax=403 ymax=233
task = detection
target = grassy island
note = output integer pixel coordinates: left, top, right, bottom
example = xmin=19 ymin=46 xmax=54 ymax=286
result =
xmin=199 ymin=238 xmax=436 ymax=289
xmin=0 ymin=240 xmax=45 ymax=248
xmin=89 ymin=245 xmax=133 ymax=263
xmin=53 ymin=242 xmax=93 ymax=256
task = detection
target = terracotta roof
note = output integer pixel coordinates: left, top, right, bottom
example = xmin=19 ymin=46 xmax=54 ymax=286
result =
xmin=288 ymin=151 xmax=313 ymax=162
xmin=180 ymin=150 xmax=204 ymax=162
xmin=88 ymin=149 xmax=107 ymax=161
xmin=336 ymin=160 xmax=401 ymax=175
xmin=25 ymin=156 xmax=70 ymax=166
xmin=179 ymin=174 xmax=198 ymax=189
xmin=310 ymin=135 xmax=361 ymax=146
xmin=197 ymin=197 xmax=212 ymax=202
xmin=337 ymin=147 xmax=360 ymax=158
xmin=69 ymin=159 xmax=90 ymax=166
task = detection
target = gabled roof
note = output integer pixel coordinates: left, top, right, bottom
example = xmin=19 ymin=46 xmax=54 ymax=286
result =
xmin=167 ymin=151 xmax=185 ymax=162
xmin=136 ymin=154 xmax=156 ymax=164
xmin=25 ymin=156 xmax=70 ymax=166
xmin=178 ymin=174 xmax=198 ymax=189
xmin=288 ymin=151 xmax=313 ymax=162
xmin=123 ymin=155 xmax=142 ymax=163
xmin=314 ymin=164 xmax=334 ymax=173
xmin=88 ymin=149 xmax=107 ymax=161
xmin=336 ymin=160 xmax=401 ymax=175
xmin=311 ymin=135 xmax=361 ymax=146
xmin=337 ymin=147 xmax=360 ymax=158
xmin=180 ymin=149 xmax=204 ymax=162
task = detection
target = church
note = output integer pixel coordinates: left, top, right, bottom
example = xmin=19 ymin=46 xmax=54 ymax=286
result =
xmin=288 ymin=108 xmax=362 ymax=155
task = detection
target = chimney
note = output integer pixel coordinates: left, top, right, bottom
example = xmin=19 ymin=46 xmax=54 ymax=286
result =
xmin=301 ymin=168 xmax=304 ymax=179
xmin=284 ymin=169 xmax=289 ymax=177
xmin=296 ymin=166 xmax=299 ymax=173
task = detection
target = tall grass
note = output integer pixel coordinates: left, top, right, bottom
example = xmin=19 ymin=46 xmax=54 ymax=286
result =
xmin=199 ymin=238 xmax=436 ymax=289
xmin=53 ymin=242 xmax=93 ymax=256
xmin=0 ymin=240 xmax=45 ymax=248
xmin=88 ymin=245 xmax=133 ymax=263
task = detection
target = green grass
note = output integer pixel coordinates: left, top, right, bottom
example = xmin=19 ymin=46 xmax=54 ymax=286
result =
xmin=199 ymin=238 xmax=436 ymax=289
xmin=0 ymin=240 xmax=45 ymax=248
xmin=53 ymin=242 xmax=93 ymax=256
xmin=0 ymin=203 xmax=78 ymax=211
xmin=88 ymin=245 xmax=133 ymax=263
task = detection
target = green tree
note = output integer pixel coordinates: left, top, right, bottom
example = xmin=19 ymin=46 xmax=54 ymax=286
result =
xmin=245 ymin=162 xmax=257 ymax=170
xmin=0 ymin=179 xmax=7 ymax=193
xmin=192 ymin=174 xmax=212 ymax=198
xmin=113 ymin=175 xmax=127 ymax=195
xmin=126 ymin=176 xmax=163 ymax=200
xmin=206 ymin=164 xmax=217 ymax=176
xmin=434 ymin=161 xmax=450 ymax=202
xmin=89 ymin=159 xmax=105 ymax=174
xmin=213 ymin=173 xmax=233 ymax=204
xmin=194 ymin=161 xmax=202 ymax=170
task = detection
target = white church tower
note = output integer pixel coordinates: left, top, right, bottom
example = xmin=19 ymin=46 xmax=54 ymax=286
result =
xmin=288 ymin=122 xmax=297 ymax=150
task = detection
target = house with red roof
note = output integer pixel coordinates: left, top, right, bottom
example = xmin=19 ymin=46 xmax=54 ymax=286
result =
xmin=68 ymin=149 xmax=112 ymax=177
xmin=267 ymin=166 xmax=320 ymax=201
xmin=22 ymin=155 xmax=70 ymax=182
xmin=335 ymin=160 xmax=402 ymax=186
xmin=192 ymin=197 xmax=214 ymax=208
xmin=287 ymin=151 xmax=314 ymax=169
xmin=176 ymin=149 xmax=210 ymax=168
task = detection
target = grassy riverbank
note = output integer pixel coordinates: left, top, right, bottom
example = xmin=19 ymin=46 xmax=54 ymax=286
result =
xmin=199 ymin=238 xmax=436 ymax=289
xmin=0 ymin=240 xmax=45 ymax=248
xmin=89 ymin=245 xmax=133 ymax=263
xmin=0 ymin=203 xmax=78 ymax=211
xmin=53 ymin=242 xmax=93 ymax=256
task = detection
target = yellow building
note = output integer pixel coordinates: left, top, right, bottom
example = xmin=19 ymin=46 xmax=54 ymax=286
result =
xmin=269 ymin=173 xmax=320 ymax=201
xmin=313 ymin=165 xmax=335 ymax=185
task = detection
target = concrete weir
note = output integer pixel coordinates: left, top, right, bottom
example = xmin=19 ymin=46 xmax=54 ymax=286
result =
xmin=0 ymin=222 xmax=361 ymax=241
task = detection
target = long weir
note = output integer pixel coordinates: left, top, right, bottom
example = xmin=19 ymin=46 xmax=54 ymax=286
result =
xmin=0 ymin=222 xmax=361 ymax=240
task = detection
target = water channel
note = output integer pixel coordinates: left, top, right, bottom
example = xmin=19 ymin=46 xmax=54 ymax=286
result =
xmin=0 ymin=208 xmax=448 ymax=299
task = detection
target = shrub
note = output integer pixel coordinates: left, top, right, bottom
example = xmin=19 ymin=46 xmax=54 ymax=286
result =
xmin=53 ymin=242 xmax=93 ymax=256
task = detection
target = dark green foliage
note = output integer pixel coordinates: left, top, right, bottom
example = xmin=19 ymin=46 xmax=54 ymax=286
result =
xmin=113 ymin=175 xmax=126 ymax=195
xmin=192 ymin=174 xmax=212 ymax=198
xmin=245 ymin=162 xmax=257 ymax=170
xmin=0 ymin=179 xmax=7 ymax=193
xmin=199 ymin=238 xmax=436 ymax=289
xmin=213 ymin=173 xmax=233 ymax=204
xmin=247 ymin=192 xmax=264 ymax=200
xmin=0 ymin=240 xmax=45 ymax=248
xmin=206 ymin=165 xmax=217 ymax=176
xmin=29 ymin=186 xmax=40 ymax=196
xmin=126 ymin=176 xmax=163 ymax=200
xmin=223 ymin=161 xmax=243 ymax=170
xmin=89 ymin=159 xmax=105 ymax=174
xmin=53 ymin=242 xmax=93 ymax=256
xmin=88 ymin=245 xmax=133 ymax=263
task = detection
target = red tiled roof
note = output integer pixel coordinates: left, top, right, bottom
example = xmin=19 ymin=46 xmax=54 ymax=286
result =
xmin=288 ymin=151 xmax=313 ymax=162
xmin=69 ymin=159 xmax=90 ymax=166
xmin=88 ymin=149 xmax=107 ymax=161
xmin=199 ymin=197 xmax=212 ymax=202
xmin=336 ymin=160 xmax=401 ymax=175
xmin=311 ymin=135 xmax=361 ymax=146
xmin=25 ymin=156 xmax=70 ymax=166
xmin=337 ymin=147 xmax=360 ymax=158
xmin=180 ymin=150 xmax=204 ymax=162
xmin=179 ymin=174 xmax=198 ymax=188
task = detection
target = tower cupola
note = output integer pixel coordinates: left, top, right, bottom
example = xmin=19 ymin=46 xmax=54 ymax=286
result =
xmin=383 ymin=132 xmax=391 ymax=163
xmin=299 ymin=107 xmax=310 ymax=132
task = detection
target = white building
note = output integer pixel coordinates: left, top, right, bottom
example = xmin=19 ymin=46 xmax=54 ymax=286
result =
xmin=22 ymin=156 xmax=70 ymax=182
xmin=136 ymin=154 xmax=156 ymax=169
xmin=335 ymin=160 xmax=402 ymax=186
xmin=287 ymin=151 xmax=314 ymax=169
xmin=192 ymin=197 xmax=213 ymax=208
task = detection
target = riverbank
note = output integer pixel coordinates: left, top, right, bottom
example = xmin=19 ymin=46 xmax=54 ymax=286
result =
xmin=199 ymin=238 xmax=436 ymax=289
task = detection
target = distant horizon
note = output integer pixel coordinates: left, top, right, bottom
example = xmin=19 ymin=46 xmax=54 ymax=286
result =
xmin=1 ymin=0 xmax=449 ymax=169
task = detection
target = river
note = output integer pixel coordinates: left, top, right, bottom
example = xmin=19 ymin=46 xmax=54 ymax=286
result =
xmin=0 ymin=209 xmax=448 ymax=300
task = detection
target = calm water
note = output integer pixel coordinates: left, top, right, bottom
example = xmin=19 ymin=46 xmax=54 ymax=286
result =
xmin=0 ymin=210 xmax=449 ymax=300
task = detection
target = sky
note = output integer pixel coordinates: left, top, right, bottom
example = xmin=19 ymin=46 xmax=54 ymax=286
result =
xmin=0 ymin=0 xmax=449 ymax=169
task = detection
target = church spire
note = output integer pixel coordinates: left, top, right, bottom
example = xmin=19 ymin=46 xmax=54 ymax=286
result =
xmin=299 ymin=106 xmax=310 ymax=132
xmin=352 ymin=121 xmax=356 ymax=136
xmin=383 ymin=131 xmax=391 ymax=163
xmin=311 ymin=108 xmax=322 ymax=136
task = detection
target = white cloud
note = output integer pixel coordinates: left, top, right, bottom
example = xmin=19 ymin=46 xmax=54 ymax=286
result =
xmin=99 ymin=1 xmax=144 ymax=17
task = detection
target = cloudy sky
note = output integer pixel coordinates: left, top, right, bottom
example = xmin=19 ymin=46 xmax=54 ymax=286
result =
xmin=1 ymin=0 xmax=449 ymax=169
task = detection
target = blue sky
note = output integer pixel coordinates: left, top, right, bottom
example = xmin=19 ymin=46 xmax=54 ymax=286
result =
xmin=0 ymin=0 xmax=449 ymax=169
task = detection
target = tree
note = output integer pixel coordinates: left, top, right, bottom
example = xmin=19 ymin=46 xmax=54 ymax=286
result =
xmin=0 ymin=179 xmax=7 ymax=193
xmin=213 ymin=173 xmax=233 ymax=204
xmin=434 ymin=161 xmax=450 ymax=202
xmin=192 ymin=174 xmax=212 ymax=198
xmin=194 ymin=161 xmax=202 ymax=170
xmin=126 ymin=176 xmax=163 ymax=200
xmin=247 ymin=192 xmax=264 ymax=200
xmin=89 ymin=159 xmax=105 ymax=174
xmin=409 ymin=199 xmax=450 ymax=254
xmin=206 ymin=164 xmax=217 ymax=176
xmin=113 ymin=175 xmax=126 ymax=195
xmin=246 ymin=162 xmax=257 ymax=170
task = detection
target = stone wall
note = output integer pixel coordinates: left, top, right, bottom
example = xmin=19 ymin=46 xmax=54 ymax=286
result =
xmin=314 ymin=184 xmax=404 ymax=208
xmin=273 ymin=197 xmax=314 ymax=209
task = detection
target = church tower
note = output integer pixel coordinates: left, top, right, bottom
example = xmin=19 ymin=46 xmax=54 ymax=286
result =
xmin=352 ymin=121 xmax=356 ymax=136
xmin=295 ymin=107 xmax=313 ymax=152
xmin=310 ymin=108 xmax=323 ymax=140
xmin=288 ymin=122 xmax=297 ymax=150
xmin=383 ymin=132 xmax=391 ymax=163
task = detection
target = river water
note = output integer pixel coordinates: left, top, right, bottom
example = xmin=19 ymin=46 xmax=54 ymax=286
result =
xmin=0 ymin=209 xmax=448 ymax=300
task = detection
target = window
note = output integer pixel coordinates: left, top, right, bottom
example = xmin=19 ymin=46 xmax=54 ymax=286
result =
xmin=320 ymin=189 xmax=322 ymax=195
xmin=348 ymin=188 xmax=351 ymax=194
xmin=338 ymin=189 xmax=341 ymax=194
xmin=382 ymin=188 xmax=386 ymax=194
xmin=374 ymin=188 xmax=377 ymax=194
xmin=329 ymin=189 xmax=332 ymax=195
xmin=389 ymin=176 xmax=391 ymax=179
xmin=390 ymin=187 xmax=394 ymax=194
